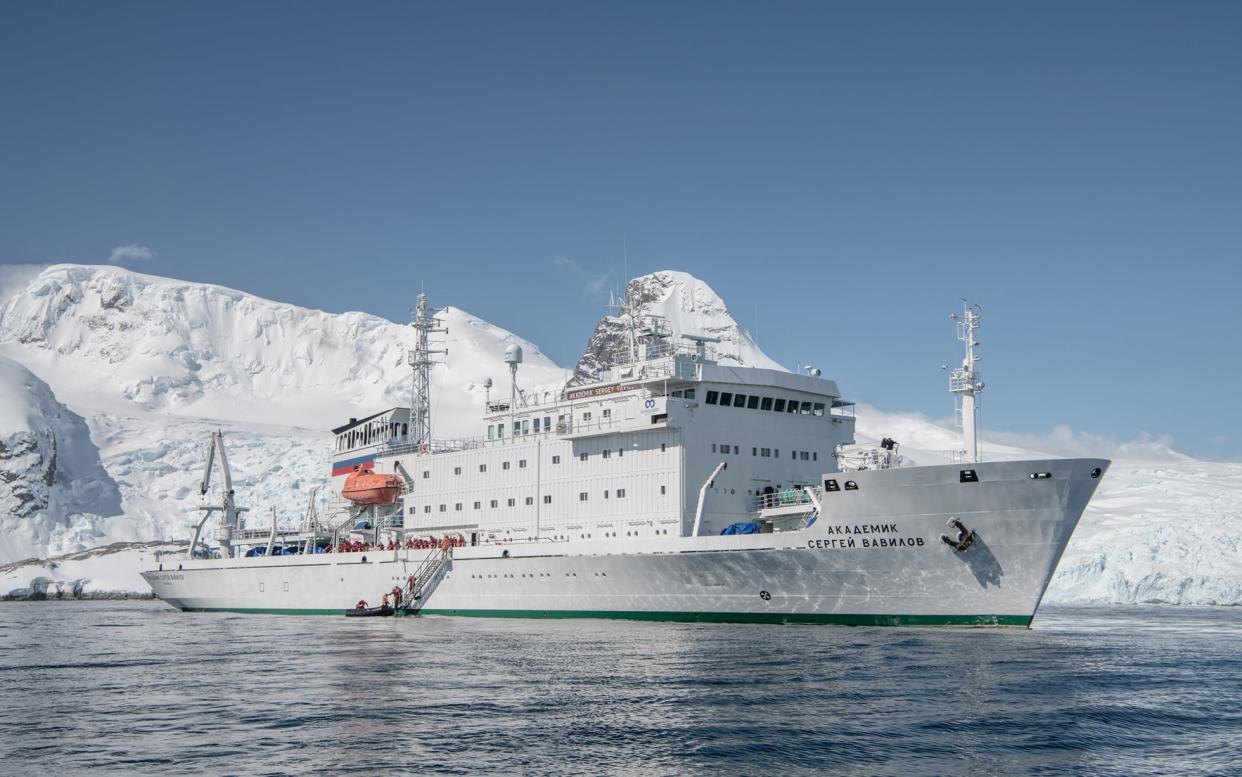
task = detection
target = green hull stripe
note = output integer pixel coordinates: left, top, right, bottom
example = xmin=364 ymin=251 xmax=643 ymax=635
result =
xmin=180 ymin=606 xmax=1031 ymax=627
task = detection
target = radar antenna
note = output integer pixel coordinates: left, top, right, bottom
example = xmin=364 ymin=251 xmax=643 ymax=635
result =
xmin=408 ymin=292 xmax=447 ymax=447
xmin=946 ymin=302 xmax=985 ymax=463
xmin=608 ymin=281 xmax=640 ymax=364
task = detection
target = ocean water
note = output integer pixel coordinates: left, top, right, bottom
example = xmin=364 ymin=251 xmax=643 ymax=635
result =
xmin=1 ymin=603 xmax=1240 ymax=776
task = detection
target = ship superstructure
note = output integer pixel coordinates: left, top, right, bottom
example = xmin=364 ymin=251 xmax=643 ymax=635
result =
xmin=144 ymin=288 xmax=1109 ymax=626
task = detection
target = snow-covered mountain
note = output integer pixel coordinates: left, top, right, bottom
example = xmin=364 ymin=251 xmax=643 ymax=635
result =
xmin=570 ymin=270 xmax=784 ymax=384
xmin=1 ymin=263 xmax=1238 ymax=606
xmin=0 ymin=355 xmax=121 ymax=562
xmin=0 ymin=264 xmax=568 ymax=433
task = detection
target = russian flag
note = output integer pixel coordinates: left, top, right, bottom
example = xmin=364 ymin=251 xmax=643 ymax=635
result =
xmin=332 ymin=454 xmax=375 ymax=477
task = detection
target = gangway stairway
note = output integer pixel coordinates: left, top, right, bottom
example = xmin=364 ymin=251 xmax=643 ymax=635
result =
xmin=399 ymin=546 xmax=451 ymax=614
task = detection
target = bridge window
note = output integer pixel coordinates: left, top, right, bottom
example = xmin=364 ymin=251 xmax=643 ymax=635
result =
xmin=813 ymin=402 xmax=825 ymax=416
xmin=719 ymin=392 xmax=733 ymax=406
xmin=773 ymin=398 xmax=786 ymax=413
xmin=760 ymin=396 xmax=773 ymax=411
xmin=747 ymin=395 xmax=760 ymax=410
xmin=733 ymin=393 xmax=747 ymax=408
xmin=800 ymin=401 xmax=812 ymax=415
xmin=705 ymin=390 xmax=719 ymax=405
xmin=684 ymin=388 xmax=695 ymax=400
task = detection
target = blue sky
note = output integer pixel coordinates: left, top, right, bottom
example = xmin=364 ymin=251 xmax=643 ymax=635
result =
xmin=2 ymin=1 xmax=1240 ymax=458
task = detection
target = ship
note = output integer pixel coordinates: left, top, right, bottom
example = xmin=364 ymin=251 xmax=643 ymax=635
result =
xmin=142 ymin=292 xmax=1108 ymax=626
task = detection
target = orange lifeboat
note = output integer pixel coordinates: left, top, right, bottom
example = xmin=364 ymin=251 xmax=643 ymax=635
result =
xmin=342 ymin=465 xmax=401 ymax=505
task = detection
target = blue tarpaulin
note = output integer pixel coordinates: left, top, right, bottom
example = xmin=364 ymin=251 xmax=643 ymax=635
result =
xmin=720 ymin=522 xmax=760 ymax=535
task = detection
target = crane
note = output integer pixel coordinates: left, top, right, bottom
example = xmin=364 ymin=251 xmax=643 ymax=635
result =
xmin=188 ymin=430 xmax=247 ymax=559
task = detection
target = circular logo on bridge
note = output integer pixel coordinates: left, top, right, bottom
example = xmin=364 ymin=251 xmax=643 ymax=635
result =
xmin=644 ymin=398 xmax=656 ymax=409
xmin=759 ymin=590 xmax=771 ymax=601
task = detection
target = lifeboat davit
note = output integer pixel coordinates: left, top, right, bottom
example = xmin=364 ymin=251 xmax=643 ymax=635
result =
xmin=342 ymin=465 xmax=401 ymax=505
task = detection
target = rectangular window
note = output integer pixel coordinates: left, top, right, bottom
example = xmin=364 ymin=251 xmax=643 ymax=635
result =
xmin=719 ymin=392 xmax=733 ymax=406
xmin=760 ymin=396 xmax=773 ymax=411
xmin=422 ymin=470 xmax=430 ymax=479
xmin=617 ymin=488 xmax=626 ymax=498
xmin=685 ymin=388 xmax=696 ymax=400
xmin=801 ymin=451 xmax=809 ymax=460
xmin=705 ymin=390 xmax=719 ymax=405
xmin=543 ymin=416 xmax=551 ymax=430
xmin=579 ymin=492 xmax=589 ymax=501
xmin=424 ymin=505 xmax=431 ymax=513
xmin=490 ymin=499 xmax=498 ymax=508
xmin=533 ymin=417 xmax=541 ymax=432
xmin=543 ymin=495 xmax=552 ymax=504
xmin=813 ymin=452 xmax=818 ymax=461
xmin=507 ymin=498 xmax=515 ymax=507
xmin=752 ymin=447 xmax=758 ymax=456
xmin=660 ymin=485 xmax=667 ymax=495
xmin=503 ymin=461 xmax=511 ymax=470
xmin=498 ymin=423 xmax=505 ymax=437
xmin=603 ymin=449 xmax=611 ymax=459
xmin=773 ymin=398 xmax=786 ymax=413
xmin=473 ymin=501 xmax=481 ymax=509
xmin=711 ymin=444 xmax=717 ymax=453
xmin=519 ymin=459 xmax=527 ymax=468
xmin=762 ymin=448 xmax=771 ymax=457
xmin=719 ymin=441 xmax=730 ymax=453
xmin=617 ymin=447 xmax=623 ymax=457
xmin=525 ymin=497 xmax=533 ymax=506
xmin=733 ymin=393 xmax=747 ymax=408
xmin=479 ymin=464 xmax=487 ymax=473
xmin=439 ymin=504 xmax=446 ymax=512
xmin=454 ymin=466 xmax=461 ymax=475
xmin=520 ymin=419 xmax=529 ymax=435
xmin=747 ymin=395 xmax=760 ymax=410
xmin=660 ymin=443 xmax=666 ymax=453
xmin=580 ymin=452 xmax=588 ymax=461
xmin=455 ymin=503 xmax=462 ymax=511
xmin=801 ymin=401 xmax=813 ymax=415
xmin=672 ymin=390 xmax=682 ymax=398
xmin=604 ymin=490 xmax=610 ymax=499
xmin=488 ymin=424 xmax=495 ymax=440
xmin=603 ymin=408 xmax=611 ymax=418
xmin=583 ymin=411 xmax=592 ymax=422
xmin=813 ymin=402 xmax=825 ymax=417
xmin=774 ymin=449 xmax=780 ymax=458
xmin=733 ymin=445 xmax=739 ymax=454
xmin=552 ymin=455 xmax=561 ymax=464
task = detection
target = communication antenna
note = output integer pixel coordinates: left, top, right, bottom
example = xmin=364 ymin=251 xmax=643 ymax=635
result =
xmin=408 ymin=292 xmax=447 ymax=448
xmin=504 ymin=344 xmax=523 ymax=438
xmin=945 ymin=301 xmax=985 ymax=463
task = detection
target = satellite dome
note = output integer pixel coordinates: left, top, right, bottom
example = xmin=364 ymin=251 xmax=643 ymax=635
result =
xmin=503 ymin=344 xmax=524 ymax=364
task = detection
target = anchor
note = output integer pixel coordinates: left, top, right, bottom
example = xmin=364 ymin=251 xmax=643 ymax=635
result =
xmin=940 ymin=517 xmax=976 ymax=552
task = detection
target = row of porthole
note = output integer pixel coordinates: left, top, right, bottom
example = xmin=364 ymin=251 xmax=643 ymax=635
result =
xmin=553 ymin=528 xmax=675 ymax=540
xmin=470 ymin=572 xmax=607 ymax=580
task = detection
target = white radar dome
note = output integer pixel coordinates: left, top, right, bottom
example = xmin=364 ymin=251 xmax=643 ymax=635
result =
xmin=503 ymin=344 xmax=524 ymax=364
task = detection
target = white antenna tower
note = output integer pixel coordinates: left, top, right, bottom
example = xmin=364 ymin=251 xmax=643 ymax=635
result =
xmin=608 ymin=278 xmax=640 ymax=365
xmin=946 ymin=301 xmax=985 ymax=463
xmin=408 ymin=292 xmax=447 ymax=447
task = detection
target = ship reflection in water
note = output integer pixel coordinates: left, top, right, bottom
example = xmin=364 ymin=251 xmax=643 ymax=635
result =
xmin=2 ymin=601 xmax=1240 ymax=775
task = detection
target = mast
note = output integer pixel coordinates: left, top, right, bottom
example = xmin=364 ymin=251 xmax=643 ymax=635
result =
xmin=947 ymin=302 xmax=985 ymax=463
xmin=408 ymin=292 xmax=447 ymax=447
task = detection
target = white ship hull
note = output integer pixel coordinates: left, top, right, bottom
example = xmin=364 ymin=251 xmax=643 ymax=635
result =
xmin=143 ymin=458 xmax=1107 ymax=626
